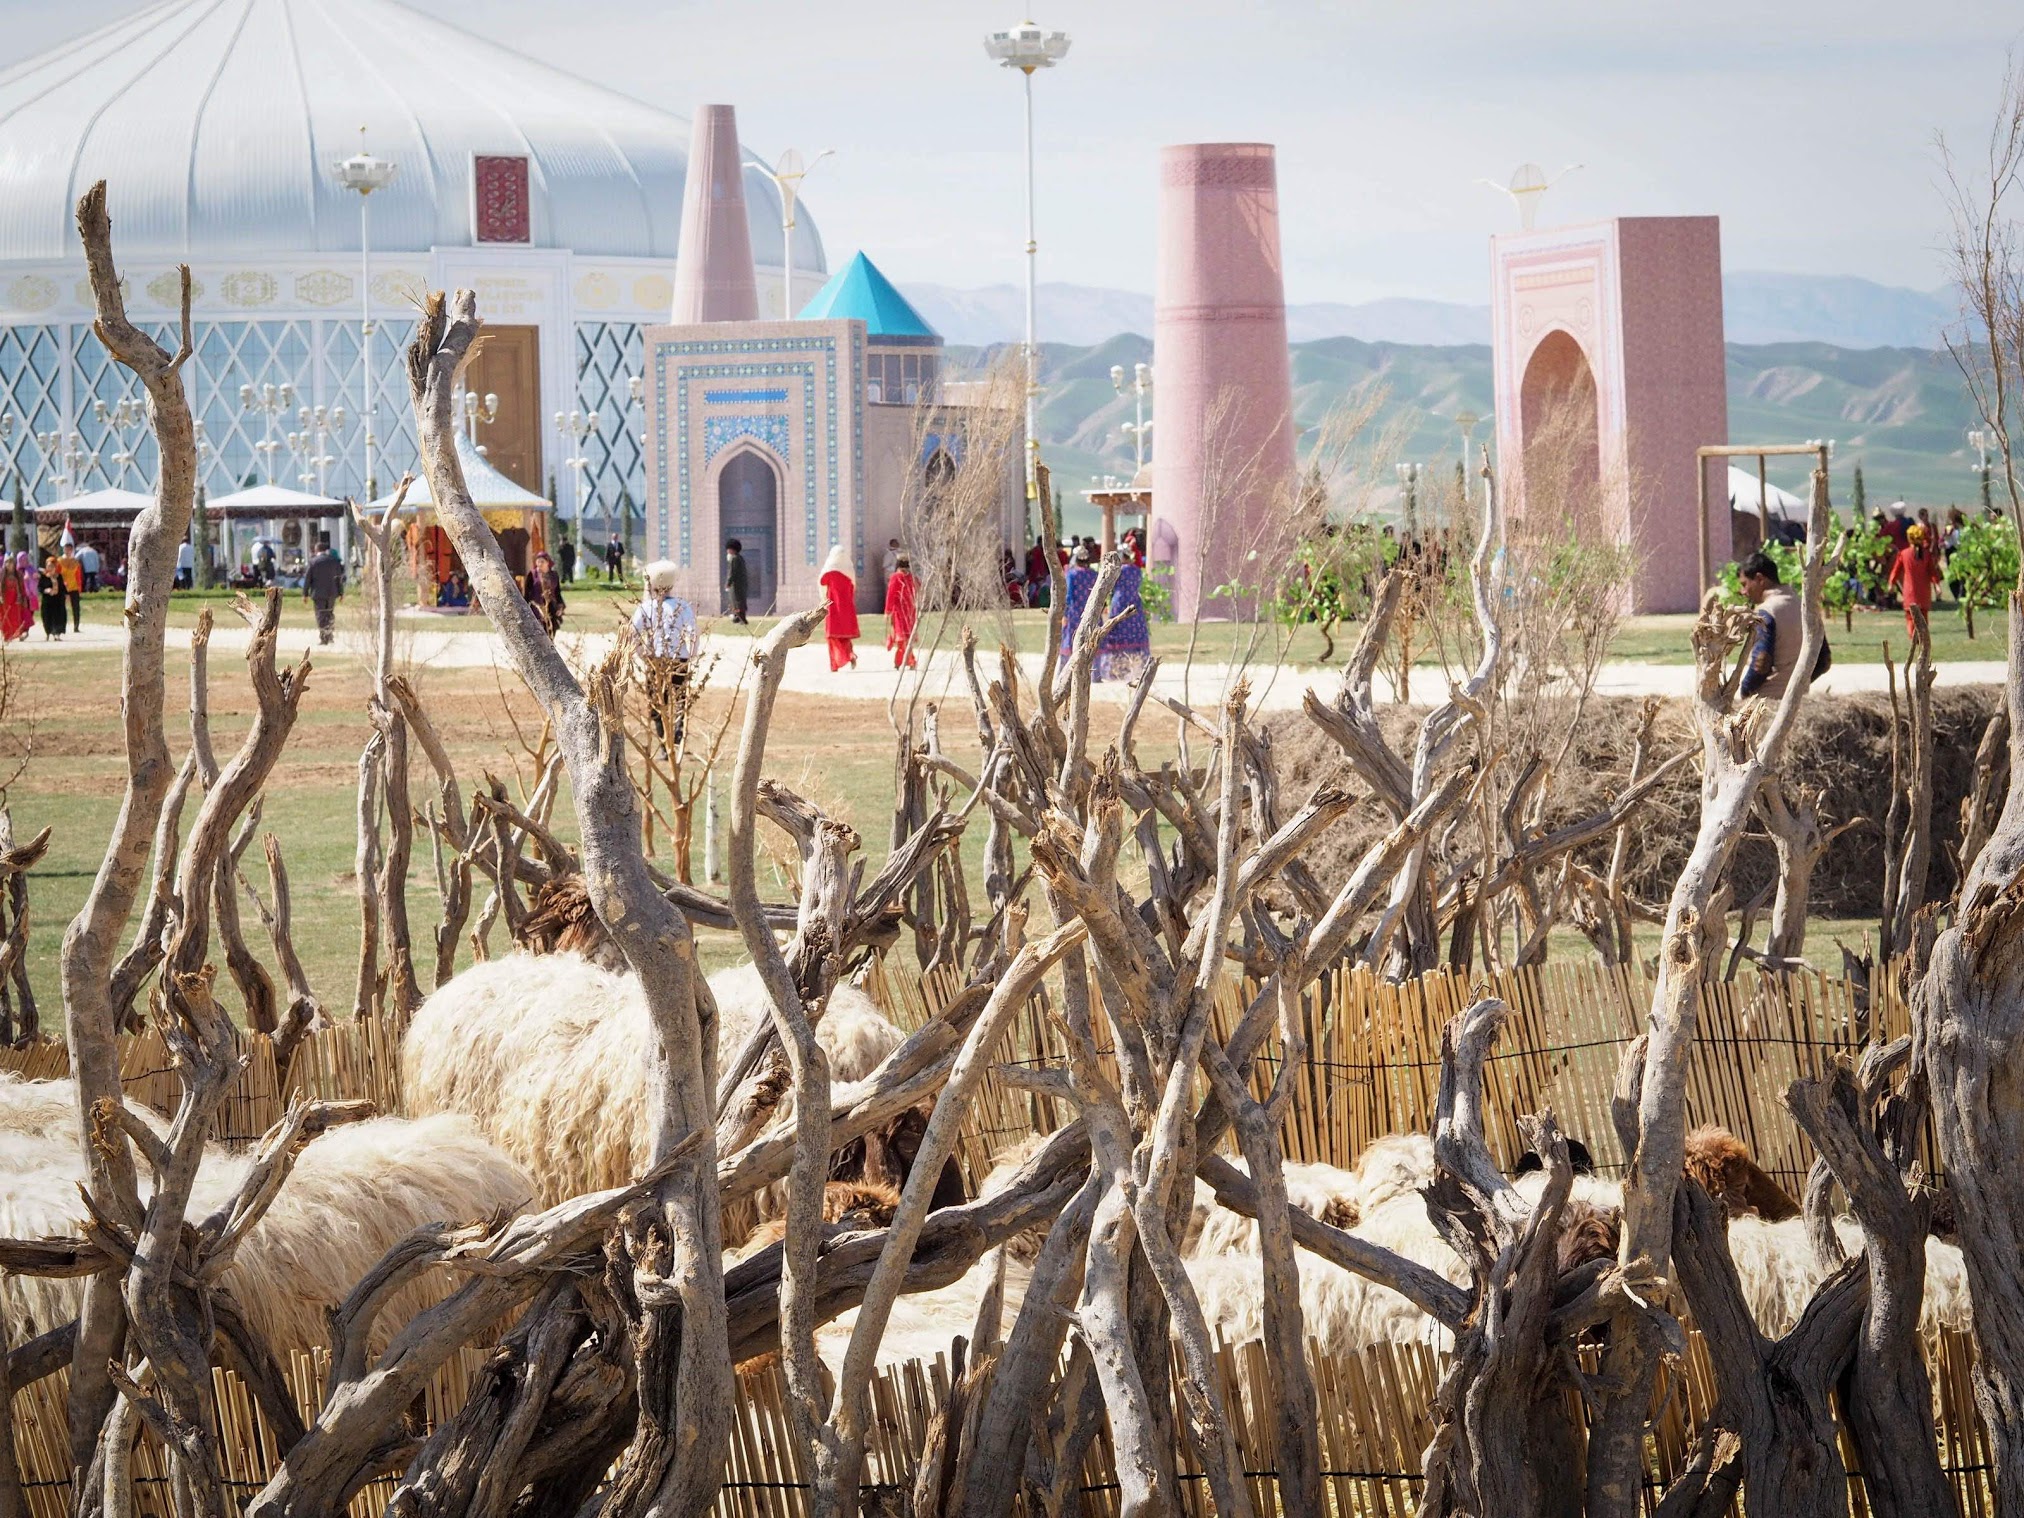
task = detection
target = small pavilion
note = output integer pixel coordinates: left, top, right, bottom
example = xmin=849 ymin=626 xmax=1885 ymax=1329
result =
xmin=205 ymin=484 xmax=349 ymax=576
xmin=1083 ymin=466 xmax=1153 ymax=555
xmin=369 ymin=433 xmax=552 ymax=603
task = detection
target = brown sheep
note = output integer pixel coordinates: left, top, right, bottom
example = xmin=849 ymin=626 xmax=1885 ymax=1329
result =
xmin=1685 ymin=1124 xmax=1800 ymax=1220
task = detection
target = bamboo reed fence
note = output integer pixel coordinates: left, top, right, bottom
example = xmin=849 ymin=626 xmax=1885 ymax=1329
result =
xmin=4 ymin=958 xmax=1970 ymax=1515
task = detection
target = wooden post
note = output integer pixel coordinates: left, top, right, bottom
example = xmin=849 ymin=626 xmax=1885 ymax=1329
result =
xmin=1759 ymin=453 xmax=1771 ymax=545
xmin=1697 ymin=450 xmax=1711 ymax=593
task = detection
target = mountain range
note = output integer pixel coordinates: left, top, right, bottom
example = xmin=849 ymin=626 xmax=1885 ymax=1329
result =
xmin=905 ymin=272 xmax=1961 ymax=351
xmin=956 ymin=332 xmax=1988 ymax=538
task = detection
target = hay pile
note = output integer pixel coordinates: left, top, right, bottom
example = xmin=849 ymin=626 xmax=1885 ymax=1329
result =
xmin=1266 ymin=684 xmax=2004 ymax=924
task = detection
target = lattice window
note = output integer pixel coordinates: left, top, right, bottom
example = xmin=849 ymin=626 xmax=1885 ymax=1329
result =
xmin=71 ymin=324 xmax=172 ymax=492
xmin=0 ymin=326 xmax=66 ymax=498
xmin=575 ymin=322 xmax=645 ymax=530
xmin=325 ymin=316 xmax=421 ymax=500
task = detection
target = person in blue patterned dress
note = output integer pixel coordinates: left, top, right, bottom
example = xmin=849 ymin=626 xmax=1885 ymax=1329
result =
xmin=1057 ymin=544 xmax=1098 ymax=660
xmin=1095 ymin=560 xmax=1151 ymax=682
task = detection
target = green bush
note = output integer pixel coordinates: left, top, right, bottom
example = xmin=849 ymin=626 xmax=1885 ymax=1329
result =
xmin=1949 ymin=515 xmax=2019 ymax=637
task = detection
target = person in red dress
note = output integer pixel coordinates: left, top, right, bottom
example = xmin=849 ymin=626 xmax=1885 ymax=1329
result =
xmin=1888 ymin=522 xmax=1937 ymax=638
xmin=0 ymin=558 xmax=28 ymax=642
xmin=885 ymin=552 xmax=920 ymax=669
xmin=821 ymin=543 xmax=860 ymax=671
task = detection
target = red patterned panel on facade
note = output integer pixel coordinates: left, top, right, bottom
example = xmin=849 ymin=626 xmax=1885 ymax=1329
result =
xmin=474 ymin=155 xmax=531 ymax=244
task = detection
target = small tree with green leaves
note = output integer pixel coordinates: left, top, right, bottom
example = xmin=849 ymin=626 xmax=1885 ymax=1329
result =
xmin=8 ymin=474 xmax=25 ymax=559
xmin=1852 ymin=463 xmax=1867 ymax=516
xmin=1273 ymin=524 xmax=1386 ymax=661
xmin=1949 ymin=512 xmax=2019 ymax=639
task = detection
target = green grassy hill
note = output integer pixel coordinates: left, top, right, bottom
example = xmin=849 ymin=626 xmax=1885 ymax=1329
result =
xmin=960 ymin=337 xmax=1985 ymax=538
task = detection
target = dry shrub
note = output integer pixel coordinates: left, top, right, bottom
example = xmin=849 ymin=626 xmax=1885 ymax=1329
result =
xmin=1269 ymin=684 xmax=2004 ymax=930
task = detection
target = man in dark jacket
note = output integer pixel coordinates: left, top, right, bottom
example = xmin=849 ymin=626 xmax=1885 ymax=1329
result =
xmin=303 ymin=536 xmax=345 ymax=645
xmin=557 ymin=532 xmax=577 ymax=585
xmin=724 ymin=538 xmax=749 ymax=624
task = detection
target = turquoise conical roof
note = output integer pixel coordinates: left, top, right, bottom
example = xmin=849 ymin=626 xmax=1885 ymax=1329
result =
xmin=795 ymin=252 xmax=938 ymax=340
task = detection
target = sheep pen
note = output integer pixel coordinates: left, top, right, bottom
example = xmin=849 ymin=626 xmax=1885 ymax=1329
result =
xmin=1 ymin=167 xmax=2021 ymax=1518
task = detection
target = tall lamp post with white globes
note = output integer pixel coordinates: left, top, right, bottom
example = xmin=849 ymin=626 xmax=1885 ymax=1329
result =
xmin=333 ymin=128 xmax=397 ymax=524
xmin=556 ymin=408 xmax=600 ymax=538
xmin=1110 ymin=361 xmax=1152 ymax=473
xmin=1970 ymin=427 xmax=1995 ymax=514
xmin=984 ymin=20 xmax=1070 ymax=512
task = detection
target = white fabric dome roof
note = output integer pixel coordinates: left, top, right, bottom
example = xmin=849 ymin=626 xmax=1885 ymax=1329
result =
xmin=0 ymin=0 xmax=826 ymax=273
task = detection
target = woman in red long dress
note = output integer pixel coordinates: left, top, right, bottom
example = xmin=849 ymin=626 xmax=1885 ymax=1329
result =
xmin=885 ymin=552 xmax=920 ymax=668
xmin=821 ymin=544 xmax=859 ymax=671
xmin=0 ymin=559 xmax=28 ymax=642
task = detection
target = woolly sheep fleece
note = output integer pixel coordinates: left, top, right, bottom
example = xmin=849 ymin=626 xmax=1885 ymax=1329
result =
xmin=400 ymin=954 xmax=904 ymax=1207
xmin=1178 ymin=1133 xmax=1969 ymax=1350
xmin=0 ymin=1075 xmax=533 ymax=1359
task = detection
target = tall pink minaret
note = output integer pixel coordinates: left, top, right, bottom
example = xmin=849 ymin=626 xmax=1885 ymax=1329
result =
xmin=1151 ymin=143 xmax=1297 ymax=621
xmin=670 ymin=104 xmax=759 ymax=323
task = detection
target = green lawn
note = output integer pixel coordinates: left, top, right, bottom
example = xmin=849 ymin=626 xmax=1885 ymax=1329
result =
xmin=65 ymin=579 xmax=2008 ymax=673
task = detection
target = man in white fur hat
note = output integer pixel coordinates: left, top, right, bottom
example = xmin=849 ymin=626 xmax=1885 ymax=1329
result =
xmin=633 ymin=560 xmax=699 ymax=748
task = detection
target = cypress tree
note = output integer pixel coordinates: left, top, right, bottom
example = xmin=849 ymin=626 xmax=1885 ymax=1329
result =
xmin=1852 ymin=463 xmax=1867 ymax=516
xmin=193 ymin=485 xmax=213 ymax=590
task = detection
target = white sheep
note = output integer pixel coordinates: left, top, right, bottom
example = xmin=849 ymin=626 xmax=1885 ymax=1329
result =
xmin=1181 ymin=1131 xmax=1979 ymax=1354
xmin=0 ymin=1075 xmax=534 ymax=1360
xmin=400 ymin=953 xmax=906 ymax=1210
xmin=1724 ymin=1214 xmax=1970 ymax=1340
xmin=789 ymin=1143 xmax=1046 ymax=1377
xmin=1185 ymin=1134 xmax=1437 ymax=1260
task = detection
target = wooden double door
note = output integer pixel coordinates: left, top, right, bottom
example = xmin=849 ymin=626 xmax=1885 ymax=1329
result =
xmin=462 ymin=324 xmax=544 ymax=497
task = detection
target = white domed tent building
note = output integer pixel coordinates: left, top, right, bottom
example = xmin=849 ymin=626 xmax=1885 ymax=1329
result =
xmin=0 ymin=0 xmax=826 ymax=564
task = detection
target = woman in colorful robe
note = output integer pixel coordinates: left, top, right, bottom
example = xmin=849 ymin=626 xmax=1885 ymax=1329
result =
xmin=821 ymin=543 xmax=860 ymax=671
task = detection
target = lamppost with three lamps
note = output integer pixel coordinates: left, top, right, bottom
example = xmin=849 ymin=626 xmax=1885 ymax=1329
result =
xmin=293 ymin=403 xmax=347 ymax=496
xmin=1396 ymin=461 xmax=1421 ymax=536
xmin=555 ymin=408 xmax=600 ymax=535
xmin=1110 ymin=361 xmax=1152 ymax=474
xmin=984 ymin=20 xmax=1070 ymax=510
xmin=36 ymin=430 xmax=85 ymax=501
xmin=93 ymin=397 xmax=146 ymax=488
xmin=1970 ymin=427 xmax=1995 ymax=515
xmin=241 ymin=382 xmax=296 ymax=486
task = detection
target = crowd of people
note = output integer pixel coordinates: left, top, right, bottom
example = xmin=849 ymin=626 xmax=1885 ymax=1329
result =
xmin=0 ymin=542 xmax=91 ymax=642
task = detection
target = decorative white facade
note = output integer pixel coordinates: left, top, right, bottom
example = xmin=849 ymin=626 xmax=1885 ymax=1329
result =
xmin=0 ymin=0 xmax=826 ymax=523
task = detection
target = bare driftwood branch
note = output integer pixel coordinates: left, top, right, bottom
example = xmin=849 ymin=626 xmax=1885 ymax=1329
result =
xmin=400 ymin=289 xmax=730 ymax=1516
xmin=57 ymin=180 xmax=198 ymax=1480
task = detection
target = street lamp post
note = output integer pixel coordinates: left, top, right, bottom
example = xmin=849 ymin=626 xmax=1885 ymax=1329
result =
xmin=295 ymin=403 xmax=347 ymax=496
xmin=333 ymin=129 xmax=398 ymax=504
xmin=985 ymin=21 xmax=1071 ymax=509
xmin=240 ymin=382 xmax=297 ymax=486
xmin=622 ymin=374 xmax=648 ymax=566
xmin=1970 ymin=427 xmax=1995 ymax=514
xmin=1110 ymin=361 xmax=1152 ymax=473
xmin=462 ymin=391 xmax=501 ymax=449
xmin=92 ymin=397 xmax=145 ymax=488
xmin=37 ymin=431 xmax=85 ymax=501
xmin=555 ymin=408 xmax=601 ymax=533
xmin=744 ymin=148 xmax=833 ymax=319
xmin=1396 ymin=461 xmax=1421 ymax=536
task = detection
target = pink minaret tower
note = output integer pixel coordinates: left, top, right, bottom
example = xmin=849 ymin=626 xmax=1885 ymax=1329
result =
xmin=1151 ymin=143 xmax=1297 ymax=621
xmin=670 ymin=104 xmax=759 ymax=323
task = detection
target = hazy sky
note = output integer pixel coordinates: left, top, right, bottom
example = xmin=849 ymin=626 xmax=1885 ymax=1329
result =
xmin=8 ymin=0 xmax=2020 ymax=304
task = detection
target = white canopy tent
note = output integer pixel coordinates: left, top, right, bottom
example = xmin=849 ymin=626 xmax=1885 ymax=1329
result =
xmin=1727 ymin=465 xmax=1807 ymax=524
xmin=207 ymin=484 xmax=349 ymax=571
